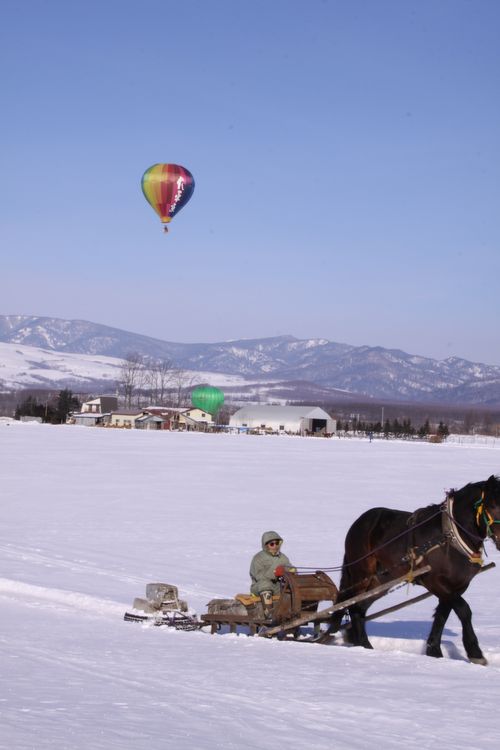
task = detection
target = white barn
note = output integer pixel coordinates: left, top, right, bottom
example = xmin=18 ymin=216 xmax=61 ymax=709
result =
xmin=229 ymin=405 xmax=336 ymax=435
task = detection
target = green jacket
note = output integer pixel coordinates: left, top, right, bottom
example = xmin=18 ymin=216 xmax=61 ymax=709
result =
xmin=250 ymin=531 xmax=292 ymax=595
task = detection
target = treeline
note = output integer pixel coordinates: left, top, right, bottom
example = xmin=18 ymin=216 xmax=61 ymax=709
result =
xmin=14 ymin=389 xmax=80 ymax=424
xmin=336 ymin=417 xmax=449 ymax=439
xmin=313 ymin=399 xmax=500 ymax=436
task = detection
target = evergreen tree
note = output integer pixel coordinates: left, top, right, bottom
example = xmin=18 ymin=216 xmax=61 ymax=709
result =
xmin=54 ymin=389 xmax=81 ymax=423
xmin=15 ymin=395 xmax=55 ymax=422
xmin=402 ymin=418 xmax=414 ymax=438
xmin=418 ymin=419 xmax=430 ymax=439
xmin=392 ymin=418 xmax=402 ymax=437
xmin=437 ymin=421 xmax=449 ymax=439
xmin=15 ymin=395 xmax=41 ymax=419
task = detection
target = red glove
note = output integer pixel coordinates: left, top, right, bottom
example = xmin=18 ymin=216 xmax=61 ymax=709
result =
xmin=274 ymin=565 xmax=285 ymax=578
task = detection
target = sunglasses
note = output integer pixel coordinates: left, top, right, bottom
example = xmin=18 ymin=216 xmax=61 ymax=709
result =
xmin=267 ymin=540 xmax=281 ymax=547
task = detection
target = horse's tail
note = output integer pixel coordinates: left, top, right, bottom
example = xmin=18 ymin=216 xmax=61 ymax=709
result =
xmin=337 ymin=552 xmax=355 ymax=604
xmin=328 ymin=552 xmax=353 ymax=633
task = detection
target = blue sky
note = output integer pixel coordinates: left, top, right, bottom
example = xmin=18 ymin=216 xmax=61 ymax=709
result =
xmin=1 ymin=0 xmax=499 ymax=364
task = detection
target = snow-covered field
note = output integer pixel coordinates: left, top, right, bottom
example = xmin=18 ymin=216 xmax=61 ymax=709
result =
xmin=2 ymin=423 xmax=500 ymax=750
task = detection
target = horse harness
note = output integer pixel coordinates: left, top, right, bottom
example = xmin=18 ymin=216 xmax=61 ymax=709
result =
xmin=439 ymin=493 xmax=483 ymax=565
xmin=405 ymin=490 xmax=500 ymax=569
xmin=305 ymin=488 xmax=500 ymax=597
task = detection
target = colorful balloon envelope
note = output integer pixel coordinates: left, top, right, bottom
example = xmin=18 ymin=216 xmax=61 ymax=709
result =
xmin=191 ymin=386 xmax=224 ymax=415
xmin=141 ymin=163 xmax=195 ymax=231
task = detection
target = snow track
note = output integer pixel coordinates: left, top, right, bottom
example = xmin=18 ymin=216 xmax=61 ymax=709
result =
xmin=0 ymin=542 xmax=146 ymax=585
xmin=0 ymin=541 xmax=225 ymax=601
xmin=0 ymin=577 xmax=126 ymax=618
xmin=365 ymin=634 xmax=500 ymax=667
xmin=4 ymin=573 xmax=500 ymax=670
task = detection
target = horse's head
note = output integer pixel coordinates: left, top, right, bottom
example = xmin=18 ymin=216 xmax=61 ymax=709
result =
xmin=477 ymin=475 xmax=500 ymax=550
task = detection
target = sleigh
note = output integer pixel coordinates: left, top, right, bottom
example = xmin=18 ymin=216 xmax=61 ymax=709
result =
xmin=123 ymin=563 xmax=485 ymax=642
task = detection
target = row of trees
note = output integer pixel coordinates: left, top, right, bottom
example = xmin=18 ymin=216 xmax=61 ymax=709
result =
xmin=336 ymin=417 xmax=450 ymax=439
xmin=12 ymin=354 xmax=217 ymax=423
xmin=12 ymin=354 xmax=196 ymax=422
xmin=15 ymin=389 xmax=81 ymax=424
xmin=119 ymin=353 xmax=196 ymax=408
xmin=326 ymin=398 xmax=500 ymax=436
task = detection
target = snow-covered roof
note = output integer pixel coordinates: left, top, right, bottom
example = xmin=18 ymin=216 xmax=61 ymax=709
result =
xmin=83 ymin=396 xmax=116 ymax=405
xmin=135 ymin=414 xmax=163 ymax=423
xmin=146 ymin=406 xmax=190 ymax=414
xmin=111 ymin=409 xmax=145 ymax=417
xmin=231 ymin=405 xmax=332 ymax=420
xmin=72 ymin=412 xmax=105 ymax=419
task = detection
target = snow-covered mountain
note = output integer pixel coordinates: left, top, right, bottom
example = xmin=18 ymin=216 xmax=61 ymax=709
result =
xmin=1 ymin=315 xmax=500 ymax=404
xmin=0 ymin=342 xmax=250 ymax=393
xmin=0 ymin=342 xmax=123 ymax=390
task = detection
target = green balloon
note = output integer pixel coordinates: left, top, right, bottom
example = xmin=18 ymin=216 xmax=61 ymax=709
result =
xmin=191 ymin=386 xmax=224 ymax=415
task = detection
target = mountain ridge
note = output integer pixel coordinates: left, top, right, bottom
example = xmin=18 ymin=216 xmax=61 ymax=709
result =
xmin=1 ymin=314 xmax=500 ymax=405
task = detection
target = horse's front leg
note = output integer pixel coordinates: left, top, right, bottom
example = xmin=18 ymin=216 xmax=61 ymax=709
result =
xmin=426 ymin=599 xmax=452 ymax=658
xmin=452 ymin=595 xmax=487 ymax=666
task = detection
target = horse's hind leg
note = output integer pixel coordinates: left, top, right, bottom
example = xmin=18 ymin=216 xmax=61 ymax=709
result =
xmin=452 ymin=596 xmax=487 ymax=666
xmin=426 ymin=600 xmax=452 ymax=658
xmin=348 ymin=604 xmax=373 ymax=649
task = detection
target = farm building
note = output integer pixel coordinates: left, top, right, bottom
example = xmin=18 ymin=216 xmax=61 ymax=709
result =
xmin=69 ymin=395 xmax=119 ymax=426
xmin=108 ymin=409 xmax=145 ymax=428
xmin=229 ymin=405 xmax=336 ymax=435
xmin=81 ymin=396 xmax=118 ymax=414
xmin=143 ymin=407 xmax=214 ymax=430
xmin=135 ymin=414 xmax=165 ymax=430
xmin=69 ymin=405 xmax=215 ymax=430
xmin=71 ymin=412 xmax=107 ymax=427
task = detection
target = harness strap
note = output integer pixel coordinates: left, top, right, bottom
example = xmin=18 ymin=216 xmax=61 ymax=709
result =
xmin=474 ymin=491 xmax=500 ymax=538
xmin=443 ymin=494 xmax=483 ymax=565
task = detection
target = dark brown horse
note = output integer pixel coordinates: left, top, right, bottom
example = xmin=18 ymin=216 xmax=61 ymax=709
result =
xmin=331 ymin=475 xmax=500 ymax=664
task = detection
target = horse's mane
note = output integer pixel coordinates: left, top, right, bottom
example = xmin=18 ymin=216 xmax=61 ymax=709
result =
xmin=447 ymin=475 xmax=500 ymax=500
xmin=411 ymin=477 xmax=500 ymax=516
xmin=407 ymin=502 xmax=441 ymax=526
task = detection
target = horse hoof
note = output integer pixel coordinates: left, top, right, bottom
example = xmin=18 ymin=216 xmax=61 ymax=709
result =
xmin=426 ymin=647 xmax=443 ymax=658
xmin=469 ymin=657 xmax=488 ymax=666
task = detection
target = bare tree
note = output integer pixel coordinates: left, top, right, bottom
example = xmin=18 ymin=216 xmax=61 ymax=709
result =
xmin=119 ymin=352 xmax=145 ymax=407
xmin=143 ymin=358 xmax=175 ymax=405
xmin=134 ymin=359 xmax=148 ymax=407
xmin=169 ymin=367 xmax=195 ymax=407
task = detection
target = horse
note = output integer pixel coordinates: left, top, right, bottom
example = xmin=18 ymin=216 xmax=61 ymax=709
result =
xmin=330 ymin=475 xmax=500 ymax=664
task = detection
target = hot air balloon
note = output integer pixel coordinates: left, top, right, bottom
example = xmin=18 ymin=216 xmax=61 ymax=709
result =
xmin=141 ymin=163 xmax=195 ymax=232
xmin=191 ymin=386 xmax=224 ymax=416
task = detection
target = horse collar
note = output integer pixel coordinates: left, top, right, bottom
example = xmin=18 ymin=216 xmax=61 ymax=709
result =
xmin=442 ymin=493 xmax=484 ymax=565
